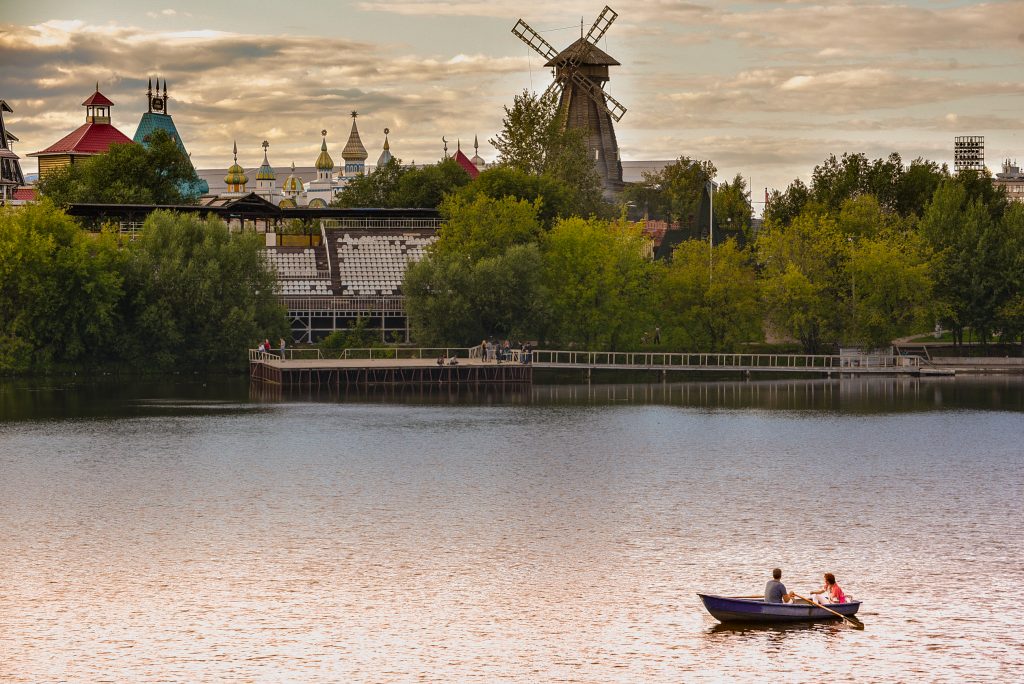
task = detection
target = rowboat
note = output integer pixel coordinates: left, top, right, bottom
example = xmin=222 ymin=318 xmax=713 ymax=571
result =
xmin=697 ymin=593 xmax=861 ymax=624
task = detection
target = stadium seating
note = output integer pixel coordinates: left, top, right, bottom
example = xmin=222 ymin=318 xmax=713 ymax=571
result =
xmin=335 ymin=234 xmax=435 ymax=296
xmin=266 ymin=247 xmax=333 ymax=295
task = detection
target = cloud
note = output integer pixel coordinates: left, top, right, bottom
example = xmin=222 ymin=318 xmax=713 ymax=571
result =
xmin=0 ymin=20 xmax=522 ymax=173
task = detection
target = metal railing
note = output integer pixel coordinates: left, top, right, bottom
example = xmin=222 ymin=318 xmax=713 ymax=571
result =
xmin=529 ymin=350 xmax=922 ymax=370
xmin=338 ymin=346 xmax=475 ymax=360
xmin=276 ymin=269 xmax=331 ymax=280
xmin=249 ymin=348 xmax=324 ymax=361
xmin=279 ymin=295 xmax=406 ymax=313
xmin=322 ymin=218 xmax=443 ymax=230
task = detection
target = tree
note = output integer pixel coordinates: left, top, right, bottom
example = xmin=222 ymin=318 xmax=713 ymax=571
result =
xmin=453 ymin=166 xmax=571 ymax=227
xmin=435 ymin=194 xmax=544 ymax=262
xmin=757 ymin=208 xmax=848 ymax=352
xmin=919 ymin=179 xmax=1019 ymax=346
xmin=714 ymin=174 xmax=753 ymax=242
xmin=490 ymin=89 xmax=558 ymax=175
xmin=624 ymin=156 xmax=717 ymax=227
xmin=393 ymin=159 xmax=472 ymax=208
xmin=847 ymin=232 xmax=934 ymax=348
xmin=119 ymin=211 xmax=288 ymax=371
xmin=0 ymin=201 xmax=124 ymax=372
xmin=331 ymin=157 xmax=408 ymax=207
xmin=490 ymin=89 xmax=606 ymax=218
xmin=37 ymin=129 xmax=201 ymax=207
xmin=404 ymin=196 xmax=546 ymax=345
xmin=542 ymin=217 xmax=653 ymax=349
xmin=656 ymin=238 xmax=762 ymax=351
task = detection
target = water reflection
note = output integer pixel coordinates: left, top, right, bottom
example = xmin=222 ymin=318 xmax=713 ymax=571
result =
xmin=253 ymin=376 xmax=1024 ymax=413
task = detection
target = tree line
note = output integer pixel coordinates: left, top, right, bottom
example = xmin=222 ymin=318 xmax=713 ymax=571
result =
xmin=0 ymin=203 xmax=287 ymax=374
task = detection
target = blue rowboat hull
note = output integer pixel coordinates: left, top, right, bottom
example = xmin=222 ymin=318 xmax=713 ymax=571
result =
xmin=698 ymin=593 xmax=861 ymax=623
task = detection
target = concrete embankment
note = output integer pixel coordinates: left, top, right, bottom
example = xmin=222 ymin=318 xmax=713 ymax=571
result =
xmin=927 ymin=358 xmax=1024 ymax=374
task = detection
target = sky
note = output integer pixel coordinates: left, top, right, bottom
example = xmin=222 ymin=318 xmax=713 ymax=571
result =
xmin=2 ymin=0 xmax=1022 ymax=197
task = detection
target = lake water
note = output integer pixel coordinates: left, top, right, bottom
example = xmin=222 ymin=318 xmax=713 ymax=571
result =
xmin=1 ymin=376 xmax=1022 ymax=682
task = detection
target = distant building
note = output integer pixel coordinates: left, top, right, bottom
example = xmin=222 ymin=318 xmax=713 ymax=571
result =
xmin=451 ymin=140 xmax=480 ymax=179
xmin=0 ymin=99 xmax=27 ymax=204
xmin=994 ymin=159 xmax=1024 ymax=204
xmin=132 ymin=78 xmax=209 ymax=198
xmin=29 ymin=86 xmax=134 ymax=178
xmin=954 ymin=135 xmax=985 ymax=173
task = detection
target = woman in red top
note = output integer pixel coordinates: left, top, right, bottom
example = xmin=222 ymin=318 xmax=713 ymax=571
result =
xmin=810 ymin=573 xmax=846 ymax=604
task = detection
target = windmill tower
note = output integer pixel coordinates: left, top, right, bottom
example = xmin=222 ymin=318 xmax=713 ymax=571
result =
xmin=512 ymin=6 xmax=627 ymax=196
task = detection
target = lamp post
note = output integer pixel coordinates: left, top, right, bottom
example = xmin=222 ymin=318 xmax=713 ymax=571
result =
xmin=708 ymin=179 xmax=714 ymax=284
xmin=848 ymin=236 xmax=856 ymax=341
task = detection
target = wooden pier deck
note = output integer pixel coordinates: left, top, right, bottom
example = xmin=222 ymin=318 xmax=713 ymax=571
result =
xmin=250 ymin=347 xmax=952 ymax=388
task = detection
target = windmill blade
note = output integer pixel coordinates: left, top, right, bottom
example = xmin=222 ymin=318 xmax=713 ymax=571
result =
xmin=585 ymin=6 xmax=618 ymax=45
xmin=568 ymin=69 xmax=627 ymax=122
xmin=542 ymin=77 xmax=564 ymax=104
xmin=511 ymin=19 xmax=559 ymax=62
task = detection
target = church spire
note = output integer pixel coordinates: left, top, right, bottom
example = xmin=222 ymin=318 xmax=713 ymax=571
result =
xmin=376 ymin=127 xmax=393 ymax=168
xmin=342 ymin=110 xmax=368 ymax=176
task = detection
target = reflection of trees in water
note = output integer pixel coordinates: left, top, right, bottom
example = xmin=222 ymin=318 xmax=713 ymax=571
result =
xmin=251 ymin=377 xmax=1024 ymax=413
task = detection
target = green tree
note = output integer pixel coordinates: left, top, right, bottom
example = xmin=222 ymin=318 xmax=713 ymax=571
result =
xmin=714 ymin=174 xmax=753 ymax=241
xmin=624 ymin=156 xmax=717 ymax=227
xmin=37 ymin=130 xmax=201 ymax=207
xmin=394 ymin=158 xmax=473 ymax=208
xmin=847 ymin=232 xmax=934 ymax=348
xmin=453 ymin=166 xmax=571 ymax=227
xmin=120 ymin=211 xmax=288 ymax=370
xmin=656 ymin=238 xmax=762 ymax=350
xmin=542 ymin=217 xmax=653 ymax=349
xmin=404 ymin=195 xmax=546 ymax=345
xmin=757 ymin=209 xmax=848 ymax=352
xmin=490 ymin=89 xmax=606 ymax=218
xmin=919 ymin=179 xmax=1019 ymax=346
xmin=331 ymin=157 xmax=408 ymax=207
xmin=0 ymin=201 xmax=124 ymax=372
xmin=490 ymin=89 xmax=558 ymax=175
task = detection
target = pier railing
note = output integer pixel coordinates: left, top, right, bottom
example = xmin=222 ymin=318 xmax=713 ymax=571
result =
xmin=248 ymin=348 xmax=323 ymax=361
xmin=338 ymin=346 xmax=478 ymax=360
xmin=529 ymin=350 xmax=922 ymax=370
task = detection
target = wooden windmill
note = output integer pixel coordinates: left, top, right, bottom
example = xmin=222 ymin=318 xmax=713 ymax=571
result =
xmin=512 ymin=5 xmax=626 ymax=196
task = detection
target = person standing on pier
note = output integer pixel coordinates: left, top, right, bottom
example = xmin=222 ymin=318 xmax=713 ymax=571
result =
xmin=279 ymin=338 xmax=286 ymax=359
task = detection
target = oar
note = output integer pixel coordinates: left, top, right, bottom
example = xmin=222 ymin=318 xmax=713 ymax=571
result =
xmin=792 ymin=593 xmax=864 ymax=629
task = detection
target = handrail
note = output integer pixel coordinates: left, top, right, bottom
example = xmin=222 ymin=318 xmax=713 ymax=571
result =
xmin=338 ymin=346 xmax=476 ymax=360
xmin=249 ymin=348 xmax=323 ymax=361
xmin=527 ymin=350 xmax=922 ymax=369
xmin=278 ymin=295 xmax=406 ymax=313
xmin=320 ymin=220 xmax=333 ymax=282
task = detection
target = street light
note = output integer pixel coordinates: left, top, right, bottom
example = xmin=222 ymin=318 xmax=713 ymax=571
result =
xmin=708 ymin=179 xmax=714 ymax=284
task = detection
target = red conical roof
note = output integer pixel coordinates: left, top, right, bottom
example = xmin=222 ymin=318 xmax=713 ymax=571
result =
xmin=82 ymin=90 xmax=115 ymax=107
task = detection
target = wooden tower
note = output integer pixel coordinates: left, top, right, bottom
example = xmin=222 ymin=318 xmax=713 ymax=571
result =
xmin=513 ymin=6 xmax=627 ymax=196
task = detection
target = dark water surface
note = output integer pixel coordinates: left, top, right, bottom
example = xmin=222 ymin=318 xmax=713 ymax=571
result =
xmin=1 ymin=376 xmax=1022 ymax=682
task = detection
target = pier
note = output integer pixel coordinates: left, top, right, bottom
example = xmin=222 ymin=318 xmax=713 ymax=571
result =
xmin=249 ymin=347 xmax=951 ymax=388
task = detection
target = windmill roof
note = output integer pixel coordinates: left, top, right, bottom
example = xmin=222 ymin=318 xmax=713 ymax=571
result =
xmin=545 ymin=38 xmax=620 ymax=67
xmin=30 ymin=122 xmax=133 ymax=156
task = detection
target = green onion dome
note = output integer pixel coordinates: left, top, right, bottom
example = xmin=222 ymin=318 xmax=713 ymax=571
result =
xmin=255 ymin=151 xmax=275 ymax=181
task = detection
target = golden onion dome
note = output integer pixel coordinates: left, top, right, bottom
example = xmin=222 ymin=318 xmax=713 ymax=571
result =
xmin=315 ymin=130 xmax=334 ymax=171
xmin=282 ymin=162 xmax=304 ymax=192
xmin=224 ymin=141 xmax=248 ymax=185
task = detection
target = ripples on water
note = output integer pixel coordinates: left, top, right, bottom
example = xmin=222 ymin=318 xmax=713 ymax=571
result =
xmin=1 ymin=377 xmax=1022 ymax=682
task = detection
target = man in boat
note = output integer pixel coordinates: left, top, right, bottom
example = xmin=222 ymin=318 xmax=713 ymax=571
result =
xmin=765 ymin=568 xmax=794 ymax=603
